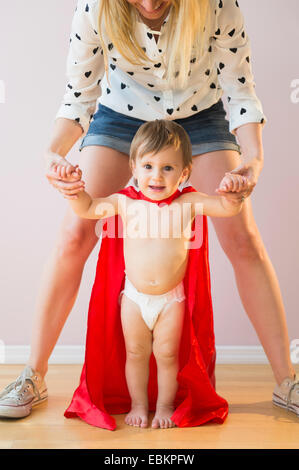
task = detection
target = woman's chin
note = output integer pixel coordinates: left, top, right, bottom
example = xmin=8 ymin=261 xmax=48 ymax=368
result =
xmin=138 ymin=2 xmax=168 ymax=19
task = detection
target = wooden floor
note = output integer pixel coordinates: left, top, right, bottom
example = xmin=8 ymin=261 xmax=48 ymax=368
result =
xmin=0 ymin=364 xmax=298 ymax=449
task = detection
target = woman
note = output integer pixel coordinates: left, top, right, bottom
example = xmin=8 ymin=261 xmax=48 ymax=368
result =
xmin=0 ymin=0 xmax=297 ymax=419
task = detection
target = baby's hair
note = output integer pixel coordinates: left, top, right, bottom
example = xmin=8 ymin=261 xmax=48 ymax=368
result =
xmin=129 ymin=120 xmax=192 ymax=174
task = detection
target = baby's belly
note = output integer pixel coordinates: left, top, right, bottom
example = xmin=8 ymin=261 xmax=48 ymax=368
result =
xmin=124 ymin=238 xmax=189 ymax=295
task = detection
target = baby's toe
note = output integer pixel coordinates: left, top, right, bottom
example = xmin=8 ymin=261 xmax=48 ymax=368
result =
xmin=166 ymin=418 xmax=173 ymax=428
xmin=141 ymin=417 xmax=148 ymax=428
xmin=125 ymin=415 xmax=133 ymax=426
xmin=134 ymin=416 xmax=141 ymax=427
xmin=151 ymin=418 xmax=159 ymax=428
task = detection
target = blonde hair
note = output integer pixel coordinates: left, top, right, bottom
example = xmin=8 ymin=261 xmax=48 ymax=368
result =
xmin=129 ymin=120 xmax=192 ymax=177
xmin=98 ymin=0 xmax=211 ymax=90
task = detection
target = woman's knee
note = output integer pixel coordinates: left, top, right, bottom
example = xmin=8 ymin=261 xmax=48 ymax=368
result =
xmin=55 ymin=209 xmax=99 ymax=259
xmin=220 ymin=226 xmax=266 ymax=263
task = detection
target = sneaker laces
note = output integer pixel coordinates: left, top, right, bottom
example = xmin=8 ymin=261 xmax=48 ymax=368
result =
xmin=286 ymin=378 xmax=299 ymax=409
xmin=3 ymin=368 xmax=41 ymax=401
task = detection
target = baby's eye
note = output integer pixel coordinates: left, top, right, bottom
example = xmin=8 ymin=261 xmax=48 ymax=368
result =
xmin=144 ymin=164 xmax=152 ymax=170
xmin=164 ymin=166 xmax=173 ymax=171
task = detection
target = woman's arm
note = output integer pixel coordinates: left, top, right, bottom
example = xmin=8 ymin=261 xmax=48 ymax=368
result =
xmin=229 ymin=122 xmax=264 ymax=196
xmin=54 ymin=0 xmax=104 ymax=135
xmin=44 ymin=118 xmax=85 ymax=199
xmin=212 ymin=0 xmax=266 ymax=196
xmin=45 ymin=0 xmax=104 ymax=197
xmin=46 ymin=117 xmax=83 ymax=158
xmin=213 ymin=0 xmax=266 ymax=134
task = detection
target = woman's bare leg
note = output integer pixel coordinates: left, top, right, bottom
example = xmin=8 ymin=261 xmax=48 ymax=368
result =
xmin=28 ymin=146 xmax=132 ymax=377
xmin=190 ymin=150 xmax=295 ymax=386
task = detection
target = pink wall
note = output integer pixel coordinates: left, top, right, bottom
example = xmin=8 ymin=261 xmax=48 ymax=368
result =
xmin=0 ymin=0 xmax=298 ymax=348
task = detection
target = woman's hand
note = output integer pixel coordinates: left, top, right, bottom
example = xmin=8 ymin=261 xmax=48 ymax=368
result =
xmin=216 ymin=156 xmax=264 ymax=202
xmin=44 ymin=150 xmax=85 ymax=200
xmin=227 ymin=157 xmax=264 ymax=198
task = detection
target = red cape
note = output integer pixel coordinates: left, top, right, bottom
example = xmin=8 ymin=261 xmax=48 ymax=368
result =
xmin=64 ymin=185 xmax=228 ymax=430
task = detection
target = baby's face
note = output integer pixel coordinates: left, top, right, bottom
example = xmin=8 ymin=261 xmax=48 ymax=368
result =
xmin=132 ymin=145 xmax=190 ymax=201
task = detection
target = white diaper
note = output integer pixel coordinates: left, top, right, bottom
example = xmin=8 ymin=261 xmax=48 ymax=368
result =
xmin=120 ymin=276 xmax=185 ymax=331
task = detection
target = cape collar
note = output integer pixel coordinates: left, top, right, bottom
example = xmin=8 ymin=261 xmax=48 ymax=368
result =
xmin=119 ymin=180 xmax=195 ymax=206
xmin=121 ymin=186 xmax=182 ymax=206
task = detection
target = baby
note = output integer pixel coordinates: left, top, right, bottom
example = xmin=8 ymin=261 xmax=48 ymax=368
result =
xmin=53 ymin=120 xmax=248 ymax=429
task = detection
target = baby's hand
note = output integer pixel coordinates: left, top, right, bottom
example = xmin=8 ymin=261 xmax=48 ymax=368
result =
xmin=216 ymin=173 xmax=249 ymax=194
xmin=53 ymin=163 xmax=83 ymax=183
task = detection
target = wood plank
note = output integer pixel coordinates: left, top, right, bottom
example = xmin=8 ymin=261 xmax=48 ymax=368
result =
xmin=0 ymin=364 xmax=298 ymax=449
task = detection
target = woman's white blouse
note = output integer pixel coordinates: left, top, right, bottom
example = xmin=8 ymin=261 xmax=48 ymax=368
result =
xmin=55 ymin=0 xmax=266 ymax=136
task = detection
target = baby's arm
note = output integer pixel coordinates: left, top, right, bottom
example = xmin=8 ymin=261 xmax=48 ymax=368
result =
xmin=53 ymin=164 xmax=119 ymax=219
xmin=186 ymin=174 xmax=248 ymax=218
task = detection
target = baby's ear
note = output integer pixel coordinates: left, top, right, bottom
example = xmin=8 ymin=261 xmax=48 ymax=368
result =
xmin=181 ymin=165 xmax=191 ymax=183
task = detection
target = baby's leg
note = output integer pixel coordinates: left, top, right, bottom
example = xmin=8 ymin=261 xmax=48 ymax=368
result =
xmin=152 ymin=300 xmax=185 ymax=429
xmin=120 ymin=294 xmax=153 ymax=428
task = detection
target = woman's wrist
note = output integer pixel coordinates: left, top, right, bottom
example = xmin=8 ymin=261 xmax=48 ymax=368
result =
xmin=242 ymin=153 xmax=264 ymax=173
xmin=242 ymin=147 xmax=264 ymax=164
xmin=235 ymin=122 xmax=264 ymax=163
xmin=45 ymin=118 xmax=83 ymax=158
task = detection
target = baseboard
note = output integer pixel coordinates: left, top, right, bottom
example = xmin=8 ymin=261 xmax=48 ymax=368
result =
xmin=1 ymin=345 xmax=268 ymax=365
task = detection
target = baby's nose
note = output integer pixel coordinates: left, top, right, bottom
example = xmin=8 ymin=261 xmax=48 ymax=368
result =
xmin=152 ymin=171 xmax=163 ymax=181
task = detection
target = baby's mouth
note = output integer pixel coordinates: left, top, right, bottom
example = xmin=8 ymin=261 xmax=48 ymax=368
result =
xmin=149 ymin=185 xmax=166 ymax=192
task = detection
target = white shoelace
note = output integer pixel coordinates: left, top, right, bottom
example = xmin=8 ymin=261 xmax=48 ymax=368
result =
xmin=3 ymin=369 xmax=40 ymax=401
xmin=287 ymin=380 xmax=299 ymax=408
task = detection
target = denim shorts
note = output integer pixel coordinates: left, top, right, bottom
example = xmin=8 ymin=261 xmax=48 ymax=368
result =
xmin=79 ymin=99 xmax=240 ymax=157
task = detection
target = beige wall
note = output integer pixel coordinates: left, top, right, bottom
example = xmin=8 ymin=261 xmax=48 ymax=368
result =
xmin=0 ymin=0 xmax=298 ymax=348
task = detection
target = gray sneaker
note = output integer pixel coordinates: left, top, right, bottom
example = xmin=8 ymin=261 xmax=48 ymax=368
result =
xmin=0 ymin=366 xmax=48 ymax=418
xmin=272 ymin=375 xmax=299 ymax=417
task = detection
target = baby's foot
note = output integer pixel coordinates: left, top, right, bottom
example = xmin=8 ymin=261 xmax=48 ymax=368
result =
xmin=151 ymin=405 xmax=176 ymax=429
xmin=125 ymin=404 xmax=148 ymax=428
